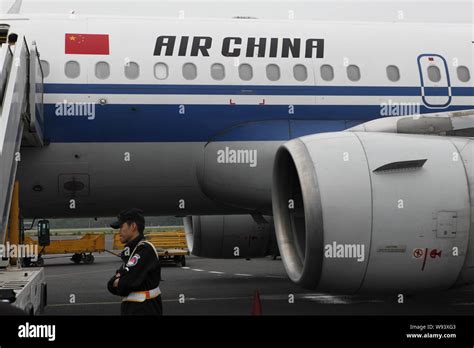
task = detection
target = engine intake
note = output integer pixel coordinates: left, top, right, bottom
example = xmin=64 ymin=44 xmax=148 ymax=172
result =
xmin=272 ymin=131 xmax=472 ymax=293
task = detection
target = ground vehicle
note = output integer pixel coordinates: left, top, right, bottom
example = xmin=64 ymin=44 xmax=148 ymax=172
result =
xmin=113 ymin=231 xmax=189 ymax=266
xmin=24 ymin=233 xmax=105 ymax=266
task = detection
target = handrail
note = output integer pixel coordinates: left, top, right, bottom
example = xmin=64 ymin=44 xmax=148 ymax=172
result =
xmin=0 ymin=44 xmax=13 ymax=105
xmin=33 ymin=44 xmax=44 ymax=80
xmin=25 ymin=40 xmax=44 ymax=146
xmin=0 ymin=35 xmax=29 ymax=243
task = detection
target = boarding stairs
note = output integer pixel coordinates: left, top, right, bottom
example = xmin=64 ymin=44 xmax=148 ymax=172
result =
xmin=0 ymin=35 xmax=44 ymax=243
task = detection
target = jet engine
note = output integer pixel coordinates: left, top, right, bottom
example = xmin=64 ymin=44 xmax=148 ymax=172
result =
xmin=183 ymin=215 xmax=278 ymax=258
xmin=272 ymin=131 xmax=474 ymax=293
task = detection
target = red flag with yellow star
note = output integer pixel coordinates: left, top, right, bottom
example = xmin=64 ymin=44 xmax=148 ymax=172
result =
xmin=65 ymin=33 xmax=109 ymax=55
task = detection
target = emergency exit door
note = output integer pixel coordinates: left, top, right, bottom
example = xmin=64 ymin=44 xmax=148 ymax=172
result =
xmin=417 ymin=54 xmax=452 ymax=108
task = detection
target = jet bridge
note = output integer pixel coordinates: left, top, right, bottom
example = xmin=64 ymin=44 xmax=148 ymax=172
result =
xmin=0 ymin=35 xmax=44 ymax=244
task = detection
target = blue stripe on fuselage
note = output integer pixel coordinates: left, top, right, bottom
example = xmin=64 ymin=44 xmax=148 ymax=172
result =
xmin=42 ymin=83 xmax=474 ymax=142
xmin=44 ymin=103 xmax=474 ymax=142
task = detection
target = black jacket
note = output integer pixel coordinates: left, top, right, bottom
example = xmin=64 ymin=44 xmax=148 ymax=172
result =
xmin=107 ymin=234 xmax=161 ymax=297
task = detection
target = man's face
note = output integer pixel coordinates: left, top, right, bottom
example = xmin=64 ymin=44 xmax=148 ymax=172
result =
xmin=119 ymin=221 xmax=137 ymax=244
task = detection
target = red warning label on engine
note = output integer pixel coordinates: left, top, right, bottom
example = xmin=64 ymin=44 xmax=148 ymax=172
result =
xmin=413 ymin=248 xmax=442 ymax=270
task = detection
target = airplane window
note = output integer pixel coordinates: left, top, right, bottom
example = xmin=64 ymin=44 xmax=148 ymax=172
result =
xmin=386 ymin=65 xmax=400 ymax=82
xmin=320 ymin=64 xmax=334 ymax=81
xmin=211 ymin=63 xmax=225 ymax=80
xmin=40 ymin=60 xmax=50 ymax=78
xmin=347 ymin=65 xmax=360 ymax=82
xmin=183 ymin=63 xmax=197 ymax=80
xmin=457 ymin=66 xmax=470 ymax=82
xmin=239 ymin=64 xmax=253 ymax=81
xmin=266 ymin=64 xmax=280 ymax=81
xmin=154 ymin=63 xmax=168 ymax=80
xmin=427 ymin=65 xmax=441 ymax=82
xmin=124 ymin=62 xmax=139 ymax=80
xmin=293 ymin=64 xmax=307 ymax=81
xmin=95 ymin=61 xmax=110 ymax=80
xmin=65 ymin=61 xmax=80 ymax=79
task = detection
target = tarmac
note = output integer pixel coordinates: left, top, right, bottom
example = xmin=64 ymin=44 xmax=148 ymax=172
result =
xmin=40 ymin=236 xmax=474 ymax=316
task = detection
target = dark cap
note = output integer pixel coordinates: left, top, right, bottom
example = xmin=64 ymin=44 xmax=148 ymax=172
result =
xmin=8 ymin=33 xmax=18 ymax=43
xmin=110 ymin=208 xmax=145 ymax=231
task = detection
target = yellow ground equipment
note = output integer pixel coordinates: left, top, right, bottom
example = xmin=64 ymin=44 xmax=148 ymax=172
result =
xmin=24 ymin=233 xmax=105 ymax=266
xmin=113 ymin=231 xmax=189 ymax=266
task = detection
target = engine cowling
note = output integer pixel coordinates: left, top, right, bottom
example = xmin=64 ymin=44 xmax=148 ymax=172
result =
xmin=183 ymin=215 xmax=278 ymax=258
xmin=272 ymin=131 xmax=474 ymax=293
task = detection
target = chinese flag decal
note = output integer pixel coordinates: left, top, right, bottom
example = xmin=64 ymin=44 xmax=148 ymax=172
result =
xmin=65 ymin=33 xmax=109 ymax=55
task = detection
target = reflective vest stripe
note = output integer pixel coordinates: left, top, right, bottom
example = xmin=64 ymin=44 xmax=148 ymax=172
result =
xmin=122 ymin=286 xmax=161 ymax=302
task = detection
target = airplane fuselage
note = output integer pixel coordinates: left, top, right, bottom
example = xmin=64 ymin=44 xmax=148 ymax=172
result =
xmin=0 ymin=14 xmax=472 ymax=218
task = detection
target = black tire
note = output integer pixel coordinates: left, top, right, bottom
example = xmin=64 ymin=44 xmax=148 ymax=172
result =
xmin=175 ymin=255 xmax=185 ymax=267
xmin=83 ymin=253 xmax=95 ymax=264
xmin=71 ymin=253 xmax=82 ymax=264
xmin=22 ymin=258 xmax=32 ymax=267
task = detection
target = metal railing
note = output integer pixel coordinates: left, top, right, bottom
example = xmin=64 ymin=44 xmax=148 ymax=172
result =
xmin=0 ymin=36 xmax=30 ymax=243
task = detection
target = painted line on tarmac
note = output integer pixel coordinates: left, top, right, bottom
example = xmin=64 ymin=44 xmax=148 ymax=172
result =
xmin=172 ymin=294 xmax=358 ymax=303
xmin=48 ymin=301 xmax=121 ymax=307
xmin=298 ymin=294 xmax=385 ymax=305
xmin=180 ymin=266 xmax=285 ymax=279
xmin=171 ymin=296 xmax=254 ymax=302
xmin=48 ymin=293 xmax=368 ymax=308
xmin=47 ymin=297 xmax=254 ymax=307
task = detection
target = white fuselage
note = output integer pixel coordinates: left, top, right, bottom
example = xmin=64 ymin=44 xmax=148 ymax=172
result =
xmin=0 ymin=14 xmax=471 ymax=218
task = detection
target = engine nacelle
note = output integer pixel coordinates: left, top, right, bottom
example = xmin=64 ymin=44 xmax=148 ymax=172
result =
xmin=183 ymin=215 xmax=277 ymax=258
xmin=195 ymin=140 xmax=282 ymax=214
xmin=272 ymin=131 xmax=474 ymax=293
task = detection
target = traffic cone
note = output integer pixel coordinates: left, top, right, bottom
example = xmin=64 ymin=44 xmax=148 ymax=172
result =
xmin=251 ymin=290 xmax=262 ymax=315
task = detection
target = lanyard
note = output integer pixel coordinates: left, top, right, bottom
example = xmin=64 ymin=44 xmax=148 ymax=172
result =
xmin=126 ymin=239 xmax=159 ymax=265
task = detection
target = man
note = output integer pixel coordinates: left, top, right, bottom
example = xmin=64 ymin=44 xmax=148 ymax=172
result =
xmin=107 ymin=208 xmax=163 ymax=315
xmin=7 ymin=33 xmax=18 ymax=52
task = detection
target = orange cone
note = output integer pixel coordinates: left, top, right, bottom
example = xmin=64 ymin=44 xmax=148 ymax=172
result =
xmin=251 ymin=290 xmax=262 ymax=315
